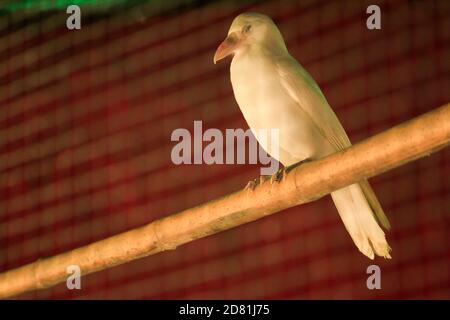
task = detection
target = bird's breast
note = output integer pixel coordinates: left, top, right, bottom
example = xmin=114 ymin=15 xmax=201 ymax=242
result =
xmin=229 ymin=54 xmax=330 ymax=164
xmin=230 ymin=55 xmax=292 ymax=128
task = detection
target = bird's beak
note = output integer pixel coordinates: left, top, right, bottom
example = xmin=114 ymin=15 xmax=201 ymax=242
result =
xmin=213 ymin=32 xmax=240 ymax=64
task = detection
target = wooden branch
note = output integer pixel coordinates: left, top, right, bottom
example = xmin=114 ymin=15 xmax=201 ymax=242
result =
xmin=0 ymin=103 xmax=449 ymax=299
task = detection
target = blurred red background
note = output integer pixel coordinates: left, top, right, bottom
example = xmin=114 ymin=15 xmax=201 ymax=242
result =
xmin=0 ymin=0 xmax=449 ymax=299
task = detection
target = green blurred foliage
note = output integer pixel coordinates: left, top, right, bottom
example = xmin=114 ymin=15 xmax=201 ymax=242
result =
xmin=1 ymin=0 xmax=139 ymax=11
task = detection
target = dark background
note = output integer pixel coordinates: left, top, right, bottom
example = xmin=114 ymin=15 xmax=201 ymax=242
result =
xmin=0 ymin=0 xmax=449 ymax=299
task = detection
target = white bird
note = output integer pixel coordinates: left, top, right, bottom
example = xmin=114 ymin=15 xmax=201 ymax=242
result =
xmin=214 ymin=12 xmax=391 ymax=259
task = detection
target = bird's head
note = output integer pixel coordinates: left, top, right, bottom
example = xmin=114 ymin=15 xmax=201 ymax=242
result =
xmin=213 ymin=12 xmax=287 ymax=64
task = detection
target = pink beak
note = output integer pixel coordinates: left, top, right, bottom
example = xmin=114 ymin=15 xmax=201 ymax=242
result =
xmin=213 ymin=32 xmax=240 ymax=64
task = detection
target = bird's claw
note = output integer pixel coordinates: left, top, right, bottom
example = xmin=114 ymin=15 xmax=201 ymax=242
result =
xmin=246 ymin=160 xmax=311 ymax=190
xmin=269 ymin=159 xmax=311 ymax=184
xmin=245 ymin=176 xmax=268 ymax=191
xmin=270 ymin=168 xmax=287 ymax=184
xmin=245 ymin=179 xmax=258 ymax=191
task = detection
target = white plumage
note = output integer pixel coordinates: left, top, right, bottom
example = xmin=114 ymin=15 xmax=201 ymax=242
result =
xmin=214 ymin=12 xmax=391 ymax=259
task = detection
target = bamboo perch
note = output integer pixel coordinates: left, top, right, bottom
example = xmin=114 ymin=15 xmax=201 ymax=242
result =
xmin=0 ymin=103 xmax=449 ymax=299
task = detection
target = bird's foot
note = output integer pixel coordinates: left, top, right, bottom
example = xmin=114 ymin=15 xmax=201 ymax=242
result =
xmin=245 ymin=159 xmax=312 ymax=190
xmin=270 ymin=167 xmax=287 ymax=184
xmin=245 ymin=176 xmax=268 ymax=191
xmin=245 ymin=179 xmax=258 ymax=191
xmin=269 ymin=159 xmax=312 ymax=184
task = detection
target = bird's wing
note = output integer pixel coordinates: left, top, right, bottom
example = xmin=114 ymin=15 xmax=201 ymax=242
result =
xmin=276 ymin=56 xmax=351 ymax=151
xmin=276 ymin=56 xmax=390 ymax=230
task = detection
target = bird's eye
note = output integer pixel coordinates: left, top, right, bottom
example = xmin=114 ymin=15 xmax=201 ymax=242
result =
xmin=242 ymin=24 xmax=251 ymax=33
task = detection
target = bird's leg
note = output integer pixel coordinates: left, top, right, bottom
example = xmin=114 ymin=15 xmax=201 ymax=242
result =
xmin=245 ymin=175 xmax=269 ymax=191
xmin=270 ymin=159 xmax=312 ymax=184
xmin=246 ymin=159 xmax=312 ymax=189
xmin=270 ymin=167 xmax=287 ymax=184
xmin=245 ymin=178 xmax=258 ymax=190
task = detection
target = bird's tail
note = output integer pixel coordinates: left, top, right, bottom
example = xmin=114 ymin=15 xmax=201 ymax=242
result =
xmin=330 ymin=183 xmax=391 ymax=259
